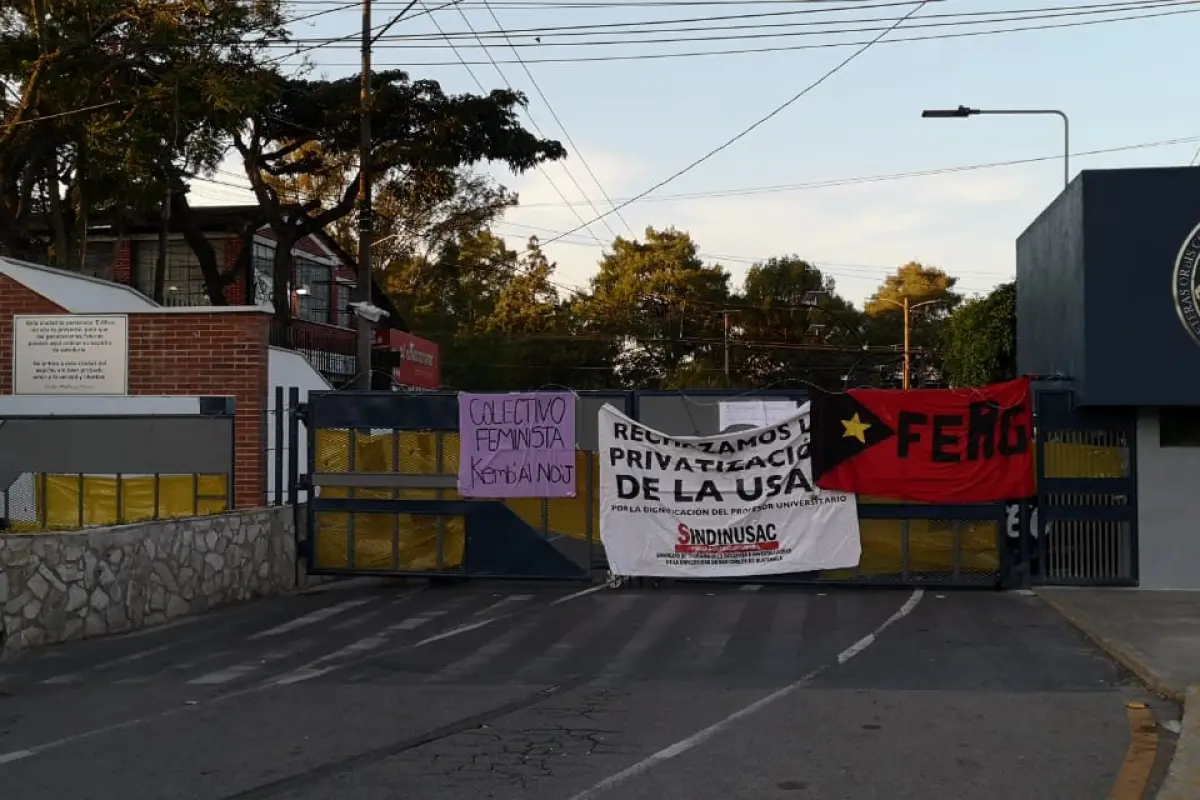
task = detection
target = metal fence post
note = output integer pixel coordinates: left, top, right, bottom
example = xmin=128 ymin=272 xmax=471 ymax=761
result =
xmin=273 ymin=385 xmax=285 ymax=505
xmin=287 ymin=387 xmax=303 ymax=584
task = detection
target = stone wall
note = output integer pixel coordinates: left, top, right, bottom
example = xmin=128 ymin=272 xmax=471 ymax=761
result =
xmin=0 ymin=506 xmax=316 ymax=651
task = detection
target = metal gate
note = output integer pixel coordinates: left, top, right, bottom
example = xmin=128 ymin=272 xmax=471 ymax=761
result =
xmin=297 ymin=388 xmax=1004 ymax=587
xmin=299 ymin=390 xmax=631 ymax=580
xmin=1032 ymin=389 xmax=1138 ymax=585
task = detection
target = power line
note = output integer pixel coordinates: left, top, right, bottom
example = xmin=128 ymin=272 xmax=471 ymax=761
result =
xmin=282 ymin=0 xmax=925 ymax=8
xmin=285 ymin=4 xmax=1199 ymax=65
xmin=284 ymin=0 xmax=1193 ymax=46
xmin=449 ymin=0 xmax=621 ymax=240
xmin=285 ymin=0 xmax=933 ymax=43
xmin=193 ymin=131 xmax=1200 ymax=209
xmin=507 ymin=134 xmax=1200 ymax=207
xmin=540 ymin=0 xmax=929 ymax=245
xmin=478 ymin=0 xmax=635 ymax=235
xmin=421 ymin=1 xmax=613 ymax=245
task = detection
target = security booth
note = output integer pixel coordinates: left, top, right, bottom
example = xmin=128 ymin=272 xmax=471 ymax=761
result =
xmin=1017 ymin=165 xmax=1200 ymax=590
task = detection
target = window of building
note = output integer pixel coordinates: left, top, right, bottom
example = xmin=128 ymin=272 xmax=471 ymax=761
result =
xmin=133 ymin=240 xmax=208 ymax=305
xmin=294 ymin=255 xmax=332 ymax=324
xmin=1160 ymin=407 xmax=1200 ymax=447
xmin=336 ymin=278 xmax=356 ymax=328
xmin=67 ymin=244 xmax=118 ymax=279
xmin=251 ymin=243 xmax=274 ymax=308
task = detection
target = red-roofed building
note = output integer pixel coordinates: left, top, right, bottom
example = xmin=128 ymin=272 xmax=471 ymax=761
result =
xmin=31 ymin=205 xmax=440 ymax=390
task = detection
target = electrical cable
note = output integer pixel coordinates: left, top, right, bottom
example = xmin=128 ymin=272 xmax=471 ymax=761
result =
xmin=540 ymin=0 xmax=929 ymax=245
xmin=420 ymin=0 xmax=613 ymax=245
xmin=450 ymin=1 xmax=622 ymax=241
xmin=286 ymin=4 xmax=1200 ymax=65
xmin=479 ymin=0 xmax=635 ymax=235
xmin=507 ymin=134 xmax=1200 ymax=208
xmin=287 ymin=0 xmax=1193 ymax=46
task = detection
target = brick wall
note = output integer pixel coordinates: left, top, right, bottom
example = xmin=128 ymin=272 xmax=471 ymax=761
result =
xmin=0 ymin=276 xmax=270 ymax=509
xmin=126 ymin=312 xmax=269 ymax=508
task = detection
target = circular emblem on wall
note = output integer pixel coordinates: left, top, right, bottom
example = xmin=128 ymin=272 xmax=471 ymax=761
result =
xmin=1174 ymin=222 xmax=1200 ymax=345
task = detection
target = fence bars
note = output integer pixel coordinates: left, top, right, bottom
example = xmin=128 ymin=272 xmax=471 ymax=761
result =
xmin=274 ymin=385 xmax=286 ymax=506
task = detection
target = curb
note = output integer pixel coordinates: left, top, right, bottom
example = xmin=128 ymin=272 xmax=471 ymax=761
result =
xmin=1157 ymin=685 xmax=1200 ymax=800
xmin=1037 ymin=591 xmax=1184 ymax=702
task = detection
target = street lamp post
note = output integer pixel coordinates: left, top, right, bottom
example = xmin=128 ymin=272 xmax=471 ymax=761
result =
xmin=875 ymin=297 xmax=944 ymax=390
xmin=921 ymin=105 xmax=1070 ymax=189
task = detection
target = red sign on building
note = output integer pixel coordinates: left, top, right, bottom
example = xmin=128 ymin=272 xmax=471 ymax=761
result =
xmin=379 ymin=330 xmax=441 ymax=389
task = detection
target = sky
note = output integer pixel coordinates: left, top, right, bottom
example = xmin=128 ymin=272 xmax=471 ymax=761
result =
xmin=192 ymin=0 xmax=1200 ymax=307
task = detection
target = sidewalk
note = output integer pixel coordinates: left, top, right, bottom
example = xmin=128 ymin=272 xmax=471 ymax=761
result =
xmin=1037 ymin=588 xmax=1200 ymax=800
xmin=1038 ymin=588 xmax=1200 ymax=700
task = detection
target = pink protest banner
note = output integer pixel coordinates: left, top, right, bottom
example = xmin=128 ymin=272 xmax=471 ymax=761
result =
xmin=457 ymin=392 xmax=577 ymax=498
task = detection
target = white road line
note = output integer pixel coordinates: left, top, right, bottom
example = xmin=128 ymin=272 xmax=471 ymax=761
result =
xmin=388 ymin=610 xmax=447 ymax=632
xmin=425 ymin=621 xmax=535 ymax=684
xmin=40 ymin=675 xmax=82 ymax=685
xmin=549 ymin=584 xmax=608 ymax=606
xmin=189 ymin=664 xmax=259 ymax=686
xmin=599 ymin=596 xmax=688 ymax=682
xmin=678 ymin=598 xmax=747 ymax=674
xmin=473 ymin=594 xmax=533 ymax=616
xmin=740 ymin=584 xmax=763 ymax=592
xmin=413 ymin=619 xmax=494 ymax=647
xmin=270 ymin=667 xmax=335 ymax=686
xmin=512 ymin=594 xmax=638 ymax=682
xmin=40 ymin=643 xmax=178 ymax=685
xmin=0 ymin=750 xmax=35 ymax=766
xmin=326 ymin=635 xmax=389 ymax=659
xmin=188 ymin=640 xmax=314 ymax=686
xmin=246 ymin=598 xmax=374 ymax=640
xmin=564 ymin=589 xmax=925 ymax=800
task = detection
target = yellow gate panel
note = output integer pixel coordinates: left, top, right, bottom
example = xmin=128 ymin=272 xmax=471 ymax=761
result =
xmin=36 ymin=474 xmax=229 ymax=530
xmin=313 ymin=509 xmax=465 ymax=571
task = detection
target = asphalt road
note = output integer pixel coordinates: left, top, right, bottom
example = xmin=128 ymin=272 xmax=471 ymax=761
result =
xmin=0 ymin=580 xmax=1174 ymax=799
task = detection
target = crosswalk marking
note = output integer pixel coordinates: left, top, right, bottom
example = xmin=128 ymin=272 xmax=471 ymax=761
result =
xmin=112 ymin=676 xmax=153 ymax=686
xmin=188 ymin=640 xmax=314 ymax=686
xmin=599 ymin=595 xmax=689 ymax=681
xmin=414 ymin=619 xmax=493 ymax=647
xmin=247 ymin=598 xmax=374 ymax=640
xmin=40 ymin=643 xmax=177 ymax=685
xmin=2 ymin=589 xmax=884 ymax=693
xmin=268 ymin=666 xmax=335 ymax=687
xmin=189 ymin=664 xmax=259 ymax=686
xmin=388 ymin=608 xmax=450 ymax=632
xmin=510 ymin=593 xmax=639 ymax=682
xmin=424 ymin=620 xmax=540 ymax=684
xmin=677 ymin=598 xmax=749 ymax=674
xmin=41 ymin=674 xmax=81 ymax=685
xmin=473 ymin=594 xmax=533 ymax=617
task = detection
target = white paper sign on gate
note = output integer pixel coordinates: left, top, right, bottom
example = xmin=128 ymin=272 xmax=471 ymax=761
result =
xmin=598 ymin=403 xmax=861 ymax=578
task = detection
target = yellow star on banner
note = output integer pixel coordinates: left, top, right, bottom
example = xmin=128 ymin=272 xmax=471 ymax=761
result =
xmin=841 ymin=413 xmax=871 ymax=443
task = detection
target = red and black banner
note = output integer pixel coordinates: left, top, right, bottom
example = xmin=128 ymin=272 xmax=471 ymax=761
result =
xmin=809 ymin=377 xmax=1035 ymax=503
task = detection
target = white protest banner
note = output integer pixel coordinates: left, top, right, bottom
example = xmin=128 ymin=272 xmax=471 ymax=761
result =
xmin=598 ymin=403 xmax=860 ymax=578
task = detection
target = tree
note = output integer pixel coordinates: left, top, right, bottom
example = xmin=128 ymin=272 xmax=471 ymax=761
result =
xmin=940 ymin=282 xmax=1017 ymax=387
xmin=573 ymin=227 xmax=731 ymax=387
xmin=263 ymin=142 xmax=515 ymax=272
xmin=0 ymin=0 xmax=284 ymax=289
xmin=383 ymin=232 xmax=614 ymax=389
xmin=233 ymin=70 xmax=566 ymax=322
xmin=863 ymin=262 xmax=963 ymax=386
xmin=733 ymin=256 xmax=866 ymax=390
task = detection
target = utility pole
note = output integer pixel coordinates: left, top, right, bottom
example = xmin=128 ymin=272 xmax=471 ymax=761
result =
xmin=355 ymin=0 xmax=374 ymax=390
xmin=877 ymin=296 xmax=944 ymax=390
xmin=717 ymin=309 xmax=735 ymax=386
